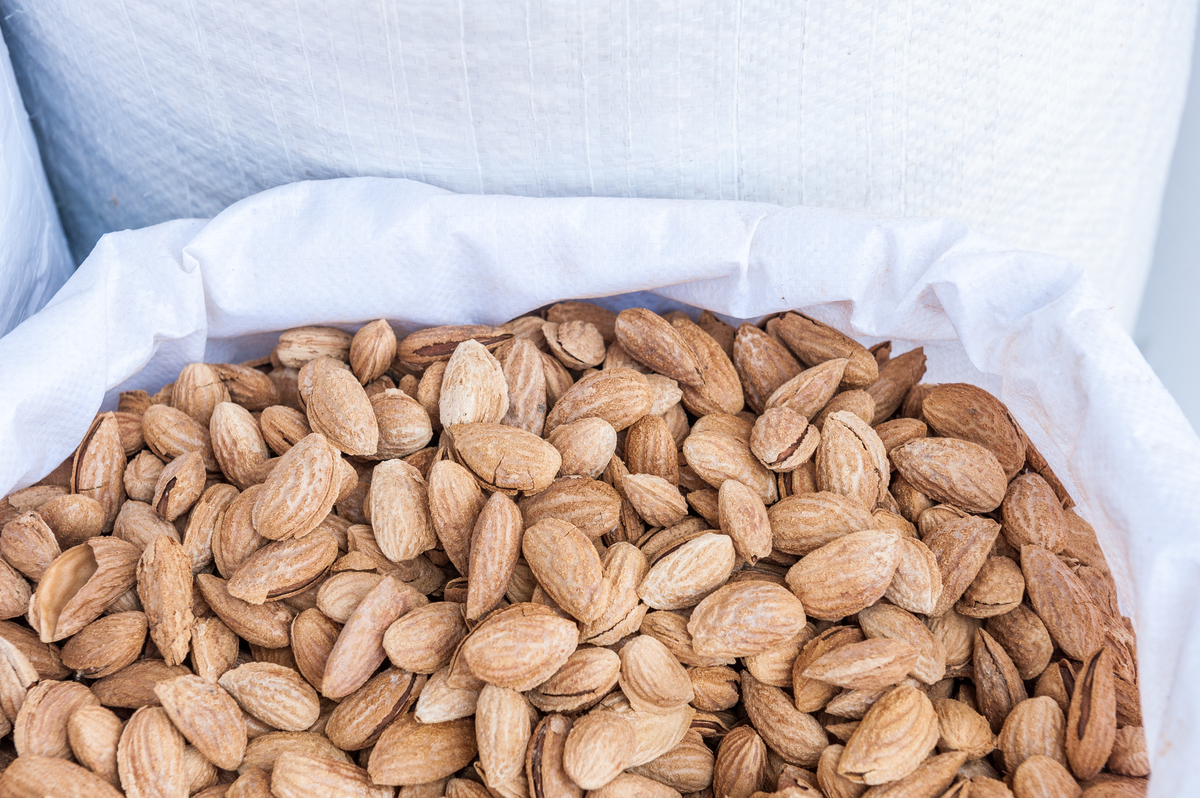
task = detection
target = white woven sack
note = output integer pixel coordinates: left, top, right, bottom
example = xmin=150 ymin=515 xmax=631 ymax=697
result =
xmin=0 ymin=28 xmax=72 ymax=336
xmin=0 ymin=178 xmax=1196 ymax=793
xmin=1 ymin=0 xmax=1195 ymax=328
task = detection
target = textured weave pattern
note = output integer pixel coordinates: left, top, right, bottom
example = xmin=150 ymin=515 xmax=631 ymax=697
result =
xmin=0 ymin=0 xmax=1194 ymax=327
xmin=0 ymin=28 xmax=72 ymax=335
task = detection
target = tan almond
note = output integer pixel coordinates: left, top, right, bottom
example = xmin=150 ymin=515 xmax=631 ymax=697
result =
xmin=563 ymin=709 xmax=636 ymax=789
xmin=544 ymin=369 xmax=654 ymax=433
xmin=322 ymin=576 xmax=425 ymax=700
xmin=306 ymin=364 xmax=379 ymax=456
xmin=733 ymin=323 xmax=802 ymax=414
xmin=1065 ymin=647 xmax=1117 ymax=781
xmin=252 ymin=434 xmax=341 ymax=541
xmin=998 ymin=696 xmax=1067 ymax=773
xmin=460 ymin=603 xmax=579 ymax=691
xmin=136 ymin=536 xmax=194 ymax=665
xmin=924 ymin=515 xmax=1002 ymax=617
xmin=275 ymin=327 xmax=353 ymax=368
xmin=1002 ymin=473 xmax=1067 ymax=553
xmin=673 ymin=315 xmax=744 ymax=416
xmin=60 ymin=611 xmax=146 ymax=678
xmin=519 ymin=477 xmax=621 ymax=541
xmin=1021 ymin=545 xmax=1105 ymax=661
xmin=785 ymin=530 xmax=900 ymax=620
xmin=211 ymin=362 xmax=280 ymax=411
xmin=1 ymin=512 xmax=61 ymax=581
xmin=155 ymin=675 xmax=247 ymax=770
xmin=974 ymin=629 xmax=1029 ymax=733
xmin=688 ymin=581 xmax=807 ymax=659
xmin=921 ymin=383 xmax=1025 ymax=479
xmin=228 ymin=527 xmax=338 ymax=605
xmin=1010 ymin=755 xmax=1081 ymax=798
xmin=368 ymin=714 xmax=477 ymax=785
xmin=210 ymin=403 xmax=271 ymax=490
xmin=741 ymin=671 xmax=826 ymax=767
xmin=803 ymin=638 xmax=919 ymax=691
xmin=465 ymin=492 xmax=523 ymax=621
xmin=67 ymin=705 xmax=124 ymax=786
xmin=448 ymin=423 xmax=562 ymax=493
xmin=192 ymin=615 xmax=241 ymax=683
xmin=0 ymin=754 xmax=125 ymax=798
xmin=838 ymin=683 xmax=938 ymax=784
xmin=14 ymin=680 xmax=99 ymax=758
xmin=614 ymin=308 xmax=703 ymax=386
xmin=932 ymin=697 xmax=996 ymax=760
xmin=220 ymin=662 xmax=320 ymax=732
xmin=196 ymin=574 xmax=293 ymax=649
xmin=141 ymin=404 xmax=219 ymax=472
xmin=324 ymin=667 xmax=423 ymax=752
xmin=427 ymin=459 xmax=486 ymax=575
xmin=117 ymin=706 xmax=187 ymax=798
xmin=38 ymin=494 xmax=107 ymax=548
xmin=380 ymin=601 xmax=466 ymax=676
xmin=30 ymin=537 xmax=140 ymax=642
xmin=774 ymin=312 xmax=878 ymax=388
xmin=682 ymin=428 xmax=777 ymax=504
xmin=548 ymin=417 xmax=618 ymax=479
xmin=522 ymin=518 xmax=608 ymax=623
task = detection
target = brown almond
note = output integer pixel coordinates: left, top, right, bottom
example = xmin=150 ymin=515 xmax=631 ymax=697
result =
xmin=522 ymin=518 xmax=607 ymax=623
xmin=252 ymin=434 xmax=341 ymax=541
xmin=1065 ymin=647 xmax=1117 ymax=781
xmin=325 ymin=667 xmax=423 ymax=751
xmin=60 ymin=611 xmax=147 ymax=678
xmin=614 ymin=308 xmax=703 ymax=386
xmin=155 ymin=675 xmax=247 ymax=770
xmin=545 ymin=369 xmax=654 ymax=433
xmin=466 ymin=491 xmax=523 ymax=621
xmin=774 ymin=312 xmax=878 ymax=388
xmin=136 ymin=536 xmax=194 ymax=665
xmin=220 ymin=662 xmax=321 ymax=731
xmin=838 ymin=683 xmax=938 ymax=784
xmin=924 ymin=515 xmax=1002 ymax=618
xmin=306 ymin=364 xmax=379 ymax=456
xmin=922 ymin=384 xmax=1025 ymax=479
xmin=210 ymin=403 xmax=271 ymax=490
xmin=30 ymin=537 xmax=140 ymax=642
xmin=1 ymin=512 xmax=61 ymax=581
xmin=0 ymin=754 xmax=125 ymax=798
xmin=688 ymin=581 xmax=807 ymax=659
xmin=322 ymin=576 xmax=425 ymax=699
xmin=1021 ymin=545 xmax=1105 ymax=661
xmin=448 ymin=423 xmax=562 ymax=493
xmin=1002 ymin=473 xmax=1067 ymax=553
xmin=785 ymin=530 xmax=900 ymax=620
xmin=974 ymin=629 xmax=1029 ymax=733
xmin=368 ymin=714 xmax=477 ymax=785
xmin=14 ymin=680 xmax=99 ymax=758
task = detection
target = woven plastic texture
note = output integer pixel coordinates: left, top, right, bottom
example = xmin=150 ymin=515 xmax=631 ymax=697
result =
xmin=0 ymin=0 xmax=1195 ymax=328
xmin=0 ymin=28 xmax=72 ymax=335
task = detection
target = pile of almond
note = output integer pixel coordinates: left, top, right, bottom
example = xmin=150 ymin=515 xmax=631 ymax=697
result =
xmin=0 ymin=304 xmax=1147 ymax=798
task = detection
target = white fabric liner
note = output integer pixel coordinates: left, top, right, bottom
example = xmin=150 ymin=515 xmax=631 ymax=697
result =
xmin=0 ymin=178 xmax=1194 ymax=793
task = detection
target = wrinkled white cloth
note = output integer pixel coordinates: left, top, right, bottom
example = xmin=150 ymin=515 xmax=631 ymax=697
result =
xmin=0 ymin=178 xmax=1195 ymax=793
xmin=1 ymin=0 xmax=1195 ymax=329
xmin=0 ymin=28 xmax=72 ymax=335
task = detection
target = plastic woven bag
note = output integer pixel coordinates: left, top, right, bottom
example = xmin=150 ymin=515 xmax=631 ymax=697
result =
xmin=0 ymin=28 xmax=72 ymax=336
xmin=0 ymin=178 xmax=1195 ymax=793
xmin=2 ymin=0 xmax=1195 ymax=327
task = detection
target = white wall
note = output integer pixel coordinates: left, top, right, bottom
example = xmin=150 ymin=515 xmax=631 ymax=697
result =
xmin=1136 ymin=11 xmax=1200 ymax=433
